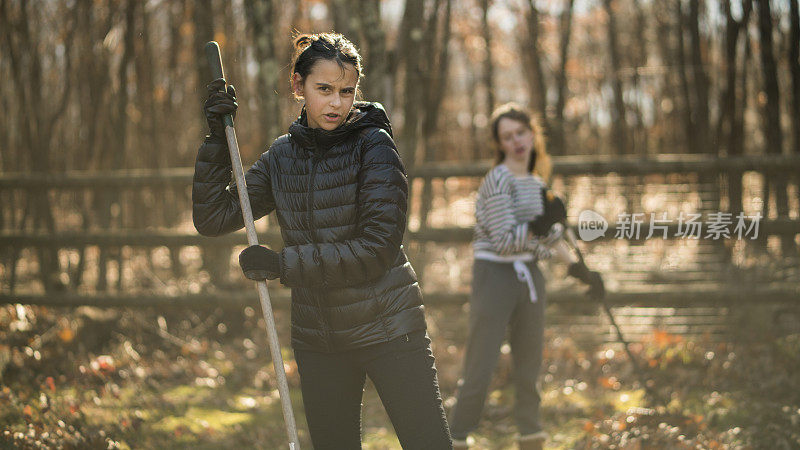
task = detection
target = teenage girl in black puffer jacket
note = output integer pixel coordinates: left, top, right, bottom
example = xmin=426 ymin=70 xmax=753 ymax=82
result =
xmin=192 ymin=33 xmax=452 ymax=449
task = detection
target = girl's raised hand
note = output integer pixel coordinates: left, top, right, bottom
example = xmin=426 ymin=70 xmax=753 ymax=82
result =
xmin=203 ymin=78 xmax=237 ymax=138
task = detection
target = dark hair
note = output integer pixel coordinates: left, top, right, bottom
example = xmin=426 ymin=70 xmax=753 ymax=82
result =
xmin=291 ymin=33 xmax=362 ymax=90
xmin=489 ymin=103 xmax=551 ymax=180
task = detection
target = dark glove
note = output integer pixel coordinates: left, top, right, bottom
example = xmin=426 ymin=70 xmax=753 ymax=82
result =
xmin=204 ymin=78 xmax=237 ymax=139
xmin=568 ymin=261 xmax=605 ymax=299
xmin=529 ymin=188 xmax=567 ymax=236
xmin=238 ymin=245 xmax=281 ymax=281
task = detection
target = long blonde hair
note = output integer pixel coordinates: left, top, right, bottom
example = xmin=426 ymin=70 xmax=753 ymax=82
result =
xmin=489 ymin=103 xmax=552 ymax=182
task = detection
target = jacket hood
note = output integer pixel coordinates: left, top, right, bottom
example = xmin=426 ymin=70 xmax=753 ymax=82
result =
xmin=288 ymin=101 xmax=393 ymax=151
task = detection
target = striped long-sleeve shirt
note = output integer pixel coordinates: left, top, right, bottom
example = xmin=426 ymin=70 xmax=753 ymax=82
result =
xmin=473 ymin=164 xmax=552 ymax=258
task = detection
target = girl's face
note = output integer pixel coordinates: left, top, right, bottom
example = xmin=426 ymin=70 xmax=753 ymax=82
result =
xmin=292 ymin=59 xmax=358 ymax=131
xmin=496 ymin=117 xmax=534 ymax=165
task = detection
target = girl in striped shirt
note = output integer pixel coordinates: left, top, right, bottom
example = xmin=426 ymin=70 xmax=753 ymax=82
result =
xmin=450 ymin=103 xmax=601 ymax=450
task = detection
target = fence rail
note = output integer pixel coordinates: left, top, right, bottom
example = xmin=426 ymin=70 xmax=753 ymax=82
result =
xmin=1 ymin=154 xmax=798 ymax=311
xmin=1 ymin=154 xmax=799 ymax=189
xmin=0 ymin=218 xmax=797 ymax=249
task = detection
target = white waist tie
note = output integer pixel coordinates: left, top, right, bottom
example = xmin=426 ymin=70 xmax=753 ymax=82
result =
xmin=474 ymin=251 xmax=538 ymax=303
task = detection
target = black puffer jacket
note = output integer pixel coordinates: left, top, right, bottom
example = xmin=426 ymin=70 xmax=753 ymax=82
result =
xmin=192 ymin=102 xmax=426 ymax=352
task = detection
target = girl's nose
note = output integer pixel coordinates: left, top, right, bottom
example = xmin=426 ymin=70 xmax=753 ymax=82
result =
xmin=330 ymin=94 xmax=341 ymax=107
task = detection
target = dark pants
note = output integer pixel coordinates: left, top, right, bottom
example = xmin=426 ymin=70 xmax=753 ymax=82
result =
xmin=294 ymin=330 xmax=453 ymax=449
xmin=449 ymin=259 xmax=546 ymax=440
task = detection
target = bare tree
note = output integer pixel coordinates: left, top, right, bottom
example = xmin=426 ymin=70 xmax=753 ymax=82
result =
xmin=398 ymin=0 xmax=426 ymax=169
xmin=246 ymin=0 xmax=282 ymax=144
xmin=330 ymin=0 xmax=356 ymax=41
xmin=630 ymin=0 xmax=649 ymax=156
xmin=420 ymin=0 xmax=453 ymax=228
xmin=653 ymin=1 xmax=682 ymax=154
xmin=481 ymin=0 xmax=495 ymax=113
xmin=675 ymin=0 xmax=698 ymax=153
xmin=358 ymin=1 xmax=390 ymax=105
xmin=790 ymin=0 xmax=800 ymax=157
xmin=551 ymin=0 xmax=575 ymax=157
xmin=193 ymin=0 xmax=215 ymax=99
xmin=688 ymin=0 xmax=710 ymax=153
xmin=422 ymin=0 xmax=453 ymax=150
xmin=791 ymin=0 xmax=800 ymax=256
xmin=756 ymin=0 xmax=791 ymax=254
xmin=603 ymin=0 xmax=628 ymax=154
xmin=718 ymin=0 xmax=752 ymax=218
xmin=523 ymin=0 xmax=548 ymax=131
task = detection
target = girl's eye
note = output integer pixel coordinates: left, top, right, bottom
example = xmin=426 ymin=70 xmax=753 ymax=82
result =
xmin=319 ymin=86 xmax=331 ymax=92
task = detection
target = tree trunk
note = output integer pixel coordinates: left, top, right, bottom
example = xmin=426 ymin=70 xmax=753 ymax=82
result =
xmin=481 ymin=0 xmax=495 ymax=113
xmin=654 ymin=1 xmax=681 ymax=154
xmin=468 ymin=68 xmax=483 ymax=160
xmin=756 ymin=0 xmax=783 ymax=156
xmin=789 ymin=0 xmax=800 ymax=157
xmin=420 ymin=0 xmax=452 ymax=229
xmin=791 ymin=0 xmax=800 ymax=256
xmin=330 ymin=0 xmax=356 ymax=44
xmin=399 ymin=0 xmax=425 ymax=170
xmin=756 ymin=0 xmax=791 ymax=254
xmin=246 ymin=0 xmax=282 ymax=144
xmin=721 ymin=0 xmax=752 ymax=219
xmin=688 ymin=0 xmax=710 ymax=153
xmin=603 ymin=0 xmax=628 ymax=155
xmin=676 ymin=0 xmax=697 ymax=154
xmin=422 ymin=0 xmax=452 ymax=149
xmin=74 ymin=1 xmax=112 ymax=290
xmin=193 ymin=0 xmax=215 ymax=95
xmin=359 ymin=1 xmax=390 ymax=105
xmin=734 ymin=5 xmax=751 ymax=165
xmin=524 ymin=0 xmax=548 ymax=130
xmin=552 ymin=0 xmax=575 ymax=156
xmin=631 ymin=0 xmax=649 ymax=156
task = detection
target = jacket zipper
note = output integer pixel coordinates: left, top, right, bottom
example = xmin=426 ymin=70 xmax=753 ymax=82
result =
xmin=308 ymin=144 xmax=333 ymax=352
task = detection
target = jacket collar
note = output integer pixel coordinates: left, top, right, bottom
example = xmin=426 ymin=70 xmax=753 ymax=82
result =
xmin=288 ymin=102 xmax=392 ymax=153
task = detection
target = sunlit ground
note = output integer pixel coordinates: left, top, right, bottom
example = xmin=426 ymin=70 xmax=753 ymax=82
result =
xmin=2 ymin=175 xmax=798 ymax=448
xmin=1 ymin=303 xmax=799 ymax=449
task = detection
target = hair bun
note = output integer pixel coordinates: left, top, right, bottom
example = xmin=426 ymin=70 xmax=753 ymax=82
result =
xmin=293 ymin=34 xmax=315 ymax=50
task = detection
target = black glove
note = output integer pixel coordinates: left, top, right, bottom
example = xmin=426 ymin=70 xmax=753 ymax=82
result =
xmin=238 ymin=245 xmax=281 ymax=281
xmin=529 ymin=188 xmax=567 ymax=236
xmin=568 ymin=261 xmax=605 ymax=299
xmin=204 ymin=78 xmax=237 ymax=139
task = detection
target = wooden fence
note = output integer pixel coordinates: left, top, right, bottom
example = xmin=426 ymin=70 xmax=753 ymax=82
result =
xmin=1 ymin=154 xmax=799 ymax=321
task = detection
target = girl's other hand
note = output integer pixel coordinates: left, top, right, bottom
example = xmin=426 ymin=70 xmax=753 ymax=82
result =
xmin=239 ymin=245 xmax=281 ymax=281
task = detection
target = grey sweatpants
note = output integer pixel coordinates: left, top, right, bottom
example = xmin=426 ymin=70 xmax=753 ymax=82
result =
xmin=449 ymin=258 xmax=546 ymax=440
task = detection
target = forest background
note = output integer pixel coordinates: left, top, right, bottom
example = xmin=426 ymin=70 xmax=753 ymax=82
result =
xmin=1 ymin=0 xmax=799 ymax=448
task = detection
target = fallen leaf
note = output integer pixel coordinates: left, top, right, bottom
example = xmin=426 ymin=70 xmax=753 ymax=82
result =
xmin=58 ymin=327 xmax=74 ymax=343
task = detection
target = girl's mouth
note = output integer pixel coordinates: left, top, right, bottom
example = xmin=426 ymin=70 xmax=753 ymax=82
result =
xmin=324 ymin=113 xmax=340 ymax=122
